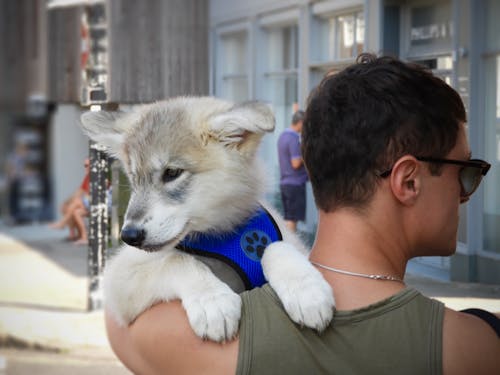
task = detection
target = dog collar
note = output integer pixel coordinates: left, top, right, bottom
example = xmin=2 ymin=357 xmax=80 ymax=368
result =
xmin=176 ymin=207 xmax=282 ymax=290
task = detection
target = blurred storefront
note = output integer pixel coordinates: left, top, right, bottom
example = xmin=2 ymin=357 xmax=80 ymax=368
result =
xmin=209 ymin=0 xmax=500 ymax=283
xmin=1 ymin=0 xmax=498 ymax=284
xmin=1 ymin=0 xmax=209 ymax=225
xmin=1 ymin=0 xmax=209 ymax=309
xmin=0 ymin=1 xmax=56 ymax=223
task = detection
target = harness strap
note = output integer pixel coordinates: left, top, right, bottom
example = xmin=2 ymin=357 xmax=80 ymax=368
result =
xmin=176 ymin=207 xmax=282 ymax=289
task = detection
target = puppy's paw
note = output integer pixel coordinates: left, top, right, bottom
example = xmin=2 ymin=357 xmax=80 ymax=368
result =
xmin=275 ymin=270 xmax=334 ymax=331
xmin=183 ymin=290 xmax=242 ymax=342
xmin=263 ymin=242 xmax=335 ymax=332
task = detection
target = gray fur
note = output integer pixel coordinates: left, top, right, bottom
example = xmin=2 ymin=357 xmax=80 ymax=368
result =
xmin=79 ymin=96 xmax=334 ymax=342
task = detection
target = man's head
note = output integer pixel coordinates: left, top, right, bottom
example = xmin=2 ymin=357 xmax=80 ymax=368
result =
xmin=291 ymin=110 xmax=305 ymax=133
xmin=302 ymin=54 xmax=467 ymax=212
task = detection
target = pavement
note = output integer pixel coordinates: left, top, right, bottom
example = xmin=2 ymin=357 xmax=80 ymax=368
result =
xmin=0 ymin=221 xmax=499 ymax=369
xmin=0 ymin=221 xmax=127 ymax=374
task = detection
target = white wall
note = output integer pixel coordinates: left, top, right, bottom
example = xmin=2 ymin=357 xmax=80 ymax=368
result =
xmin=49 ymin=104 xmax=89 ymax=219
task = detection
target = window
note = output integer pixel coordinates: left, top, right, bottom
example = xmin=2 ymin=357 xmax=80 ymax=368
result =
xmin=411 ymin=55 xmax=453 ymax=85
xmin=408 ymin=2 xmax=452 ymax=56
xmin=260 ymin=24 xmax=299 ymax=196
xmin=309 ymin=8 xmax=364 ymax=90
xmin=403 ymin=2 xmax=453 ymax=89
xmin=263 ymin=25 xmax=299 ymax=133
xmin=218 ymin=31 xmax=248 ymax=102
xmin=315 ymin=10 xmax=364 ymax=62
xmin=482 ymin=0 xmax=500 ymax=254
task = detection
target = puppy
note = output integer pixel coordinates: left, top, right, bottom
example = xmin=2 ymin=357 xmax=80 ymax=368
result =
xmin=80 ymin=97 xmax=334 ymax=342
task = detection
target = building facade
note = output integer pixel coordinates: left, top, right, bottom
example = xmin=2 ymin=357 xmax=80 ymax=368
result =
xmin=209 ymin=0 xmax=500 ymax=283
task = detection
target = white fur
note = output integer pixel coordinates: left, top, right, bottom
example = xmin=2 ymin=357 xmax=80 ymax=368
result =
xmin=80 ymin=97 xmax=334 ymax=342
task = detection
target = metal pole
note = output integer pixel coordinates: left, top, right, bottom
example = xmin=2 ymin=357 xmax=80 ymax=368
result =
xmin=81 ymin=1 xmax=109 ymax=311
xmin=87 ymin=141 xmax=108 ymax=311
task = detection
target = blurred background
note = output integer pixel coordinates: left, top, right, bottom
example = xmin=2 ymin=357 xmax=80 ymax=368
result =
xmin=1 ymin=0 xmax=499 ymax=282
xmin=0 ymin=0 xmax=499 ymax=372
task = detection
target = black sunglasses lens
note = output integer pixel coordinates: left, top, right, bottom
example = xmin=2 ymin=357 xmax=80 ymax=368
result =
xmin=460 ymin=167 xmax=482 ymax=197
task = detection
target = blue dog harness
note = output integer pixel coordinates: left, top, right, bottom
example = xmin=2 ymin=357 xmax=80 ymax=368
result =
xmin=176 ymin=207 xmax=282 ymax=290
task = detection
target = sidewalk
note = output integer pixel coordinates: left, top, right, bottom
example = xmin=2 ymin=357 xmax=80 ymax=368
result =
xmin=0 ymin=223 xmax=110 ymax=354
xmin=0 ymin=222 xmax=499 ymax=355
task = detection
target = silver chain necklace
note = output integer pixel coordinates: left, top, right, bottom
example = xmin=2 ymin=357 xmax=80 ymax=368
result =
xmin=311 ymin=261 xmax=404 ymax=283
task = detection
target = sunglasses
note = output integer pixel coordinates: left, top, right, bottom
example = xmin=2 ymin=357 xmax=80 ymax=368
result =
xmin=380 ymin=157 xmax=491 ymax=198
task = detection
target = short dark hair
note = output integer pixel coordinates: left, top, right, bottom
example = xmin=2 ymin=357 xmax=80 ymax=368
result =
xmin=302 ymin=54 xmax=466 ymax=212
xmin=292 ymin=110 xmax=305 ymax=125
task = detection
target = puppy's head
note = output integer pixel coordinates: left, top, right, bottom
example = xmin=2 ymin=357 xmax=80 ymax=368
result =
xmin=80 ymin=97 xmax=275 ymax=251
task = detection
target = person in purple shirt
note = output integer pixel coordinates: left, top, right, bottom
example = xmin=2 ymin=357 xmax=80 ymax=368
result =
xmin=277 ymin=110 xmax=309 ymax=232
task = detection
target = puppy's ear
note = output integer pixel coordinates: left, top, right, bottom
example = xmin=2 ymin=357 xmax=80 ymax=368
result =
xmin=80 ymin=110 xmax=130 ymax=155
xmin=207 ymin=101 xmax=275 ymax=147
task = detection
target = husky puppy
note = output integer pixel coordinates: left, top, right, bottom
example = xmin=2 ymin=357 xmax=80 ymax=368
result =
xmin=80 ymin=97 xmax=334 ymax=342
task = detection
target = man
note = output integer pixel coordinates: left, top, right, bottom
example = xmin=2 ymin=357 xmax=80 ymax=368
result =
xmin=277 ymin=110 xmax=308 ymax=232
xmin=106 ymin=55 xmax=499 ymax=374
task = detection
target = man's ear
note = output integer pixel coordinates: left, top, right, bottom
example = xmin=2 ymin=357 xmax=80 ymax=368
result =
xmin=389 ymin=156 xmax=421 ymax=206
xmin=206 ymin=101 xmax=275 ymax=151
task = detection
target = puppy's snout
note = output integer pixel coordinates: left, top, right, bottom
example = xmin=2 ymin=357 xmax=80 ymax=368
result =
xmin=121 ymin=226 xmax=146 ymax=247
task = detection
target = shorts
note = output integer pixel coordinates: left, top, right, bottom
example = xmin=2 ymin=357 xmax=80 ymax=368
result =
xmin=280 ymin=184 xmax=306 ymax=221
xmin=82 ymin=196 xmax=90 ymax=210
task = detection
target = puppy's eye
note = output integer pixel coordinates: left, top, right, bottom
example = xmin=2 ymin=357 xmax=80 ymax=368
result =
xmin=162 ymin=168 xmax=183 ymax=183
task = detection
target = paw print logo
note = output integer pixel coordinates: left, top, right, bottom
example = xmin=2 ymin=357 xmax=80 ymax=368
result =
xmin=240 ymin=230 xmax=271 ymax=261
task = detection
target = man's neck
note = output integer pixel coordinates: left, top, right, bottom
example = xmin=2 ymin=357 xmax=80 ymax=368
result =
xmin=309 ymin=208 xmax=408 ymax=310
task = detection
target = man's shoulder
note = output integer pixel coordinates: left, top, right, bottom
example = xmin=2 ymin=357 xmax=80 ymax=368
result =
xmin=109 ymin=302 xmax=239 ymax=375
xmin=238 ymin=287 xmax=449 ymax=375
xmin=241 ymin=284 xmax=277 ymax=305
xmin=279 ymin=128 xmax=298 ymax=140
xmin=240 ymin=284 xmax=288 ymax=324
xmin=442 ymin=308 xmax=500 ymax=374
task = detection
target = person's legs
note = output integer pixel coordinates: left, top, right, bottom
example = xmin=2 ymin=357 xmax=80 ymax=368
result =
xmin=285 ymin=220 xmax=297 ymax=232
xmin=48 ymin=215 xmax=70 ymax=229
xmin=281 ymin=186 xmax=296 ymax=231
xmin=72 ymin=207 xmax=89 ymax=245
xmin=61 ymin=198 xmax=71 ymax=215
xmin=49 ymin=197 xmax=83 ymax=229
xmin=280 ymin=184 xmax=306 ymax=232
xmin=67 ymin=217 xmax=78 ymax=240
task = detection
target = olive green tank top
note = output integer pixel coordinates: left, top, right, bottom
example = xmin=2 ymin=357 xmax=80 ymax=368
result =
xmin=237 ymin=285 xmax=444 ymax=375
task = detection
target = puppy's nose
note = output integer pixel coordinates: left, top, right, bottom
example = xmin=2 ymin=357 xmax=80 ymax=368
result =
xmin=121 ymin=226 xmax=146 ymax=247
